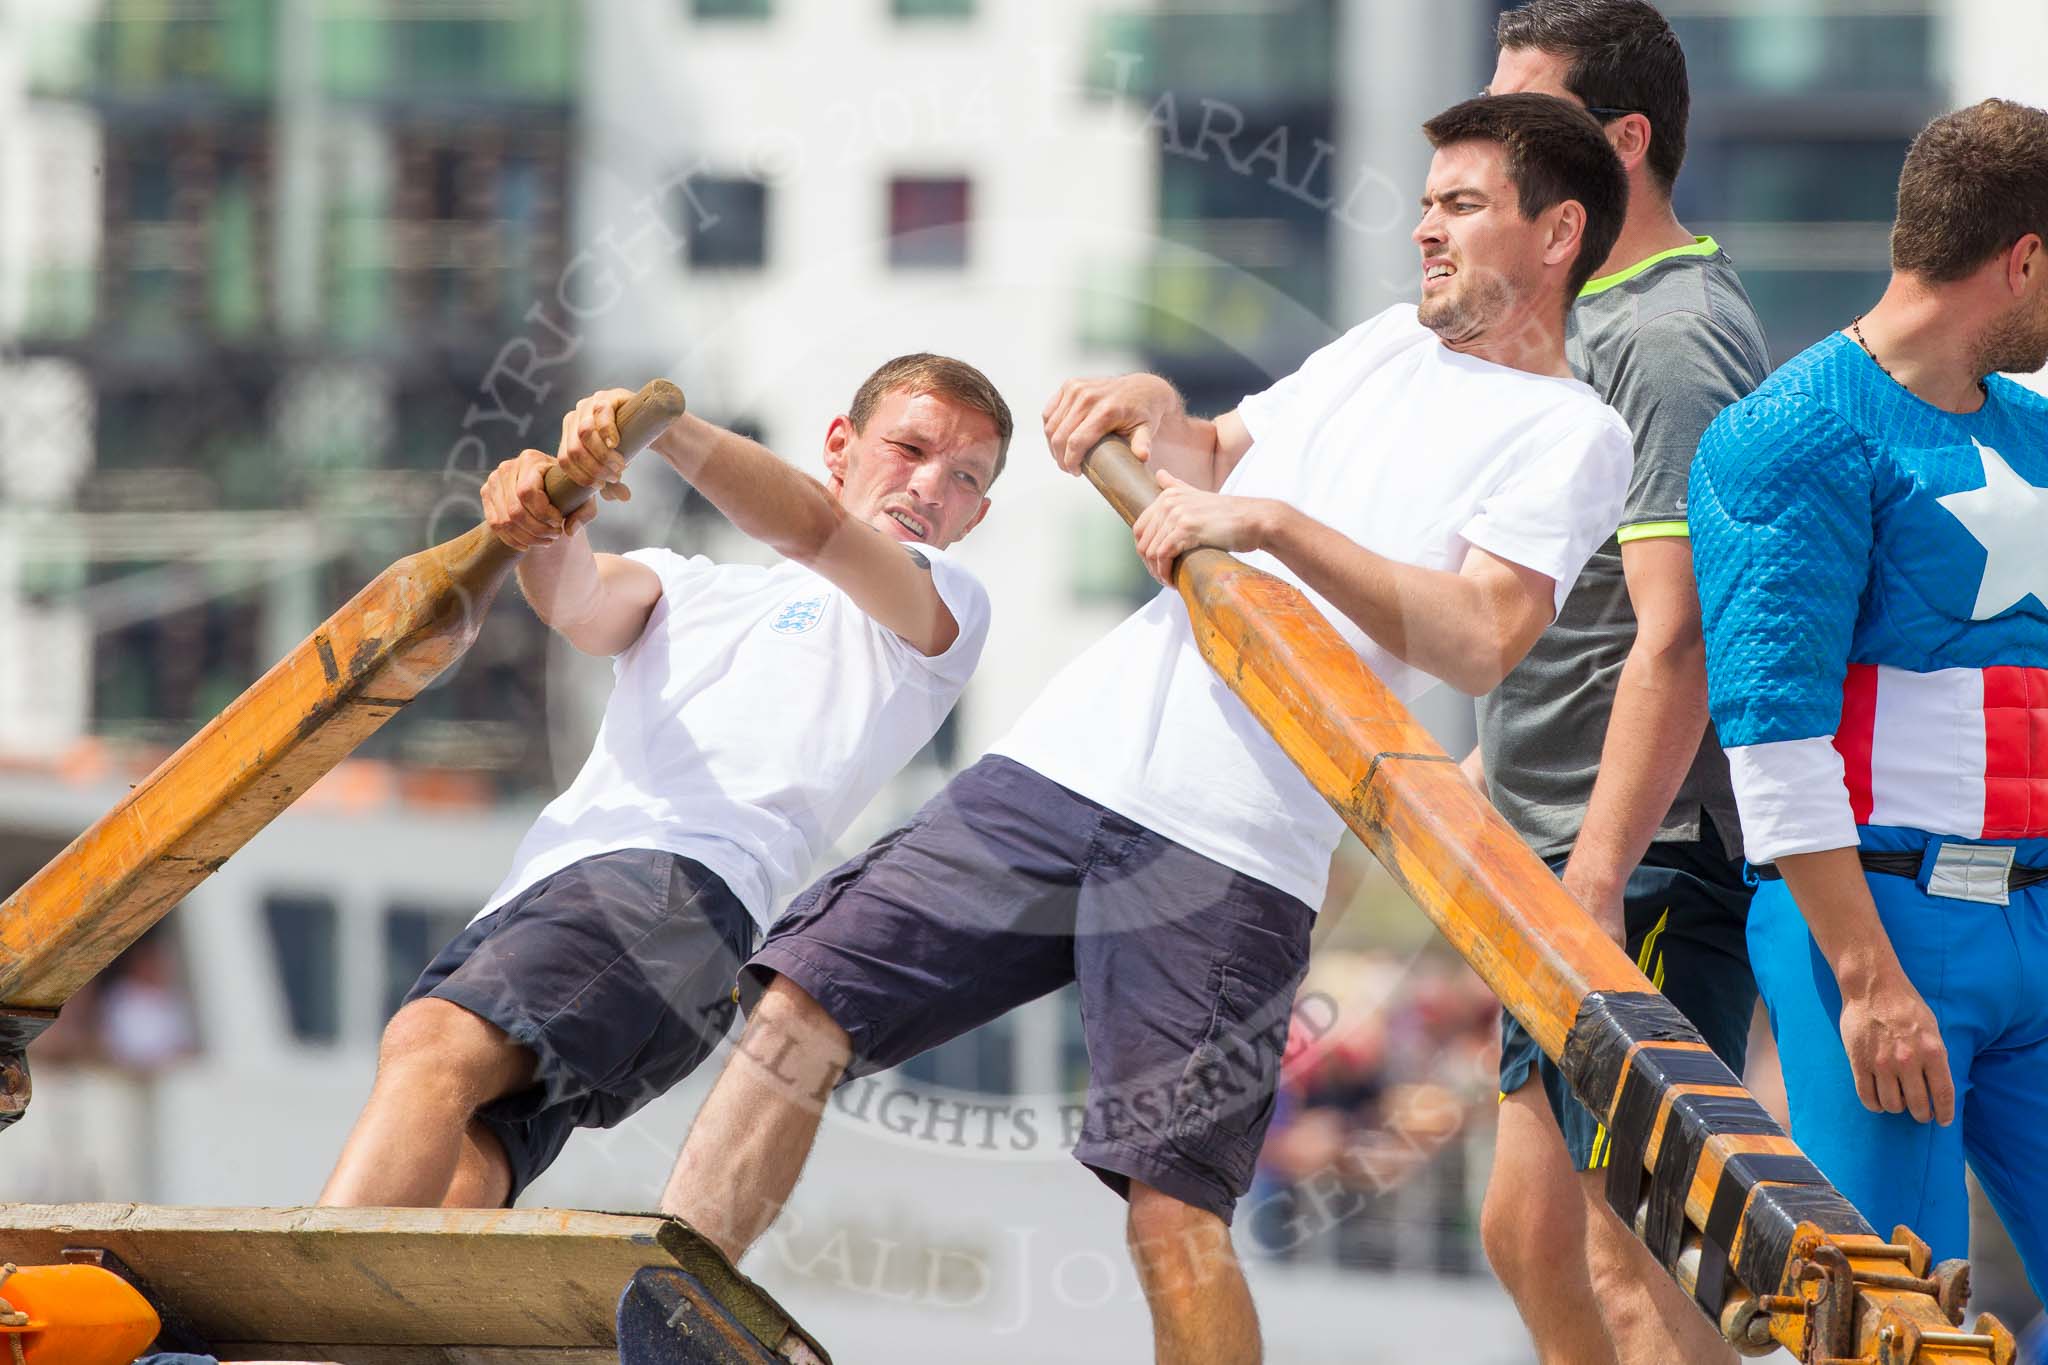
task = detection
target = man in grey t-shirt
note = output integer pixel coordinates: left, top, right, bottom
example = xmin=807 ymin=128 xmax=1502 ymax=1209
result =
xmin=1477 ymin=5 xmax=1774 ymax=1364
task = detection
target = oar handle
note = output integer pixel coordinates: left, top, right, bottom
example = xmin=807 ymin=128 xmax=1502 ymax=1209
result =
xmin=539 ymin=379 xmax=689 ymax=515
xmin=1079 ymin=436 xmax=1160 ymax=529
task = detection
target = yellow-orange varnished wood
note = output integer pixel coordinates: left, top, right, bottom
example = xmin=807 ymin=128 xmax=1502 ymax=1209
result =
xmin=0 ymin=381 xmax=686 ymax=1011
xmin=1148 ymin=541 xmax=1647 ymax=1059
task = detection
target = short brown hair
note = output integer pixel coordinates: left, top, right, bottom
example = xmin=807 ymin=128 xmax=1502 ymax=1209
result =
xmin=1423 ymin=93 xmax=1629 ymax=298
xmin=1497 ymin=0 xmax=1691 ymax=194
xmin=848 ymin=353 xmax=1014 ymax=483
xmin=1893 ymin=99 xmax=2048 ymax=282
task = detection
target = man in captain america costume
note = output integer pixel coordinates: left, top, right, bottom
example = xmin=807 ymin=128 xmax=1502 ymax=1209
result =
xmin=1691 ymin=98 xmax=2048 ymax=1292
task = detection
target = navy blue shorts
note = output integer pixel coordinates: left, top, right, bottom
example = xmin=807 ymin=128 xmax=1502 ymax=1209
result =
xmin=406 ymin=848 xmax=758 ymax=1202
xmin=746 ymin=755 xmax=1315 ymax=1224
xmin=1497 ymin=826 xmax=1755 ymax=1170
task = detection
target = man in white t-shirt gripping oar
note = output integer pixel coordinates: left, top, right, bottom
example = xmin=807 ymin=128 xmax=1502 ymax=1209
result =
xmin=657 ymin=94 xmax=1632 ymax=1364
xmin=319 ymin=354 xmax=1009 ymax=1211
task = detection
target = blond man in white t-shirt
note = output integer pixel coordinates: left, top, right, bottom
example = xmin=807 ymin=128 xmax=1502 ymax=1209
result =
xmin=319 ymin=354 xmax=1008 ymax=1210
xmin=660 ymin=94 xmax=1633 ymax=1362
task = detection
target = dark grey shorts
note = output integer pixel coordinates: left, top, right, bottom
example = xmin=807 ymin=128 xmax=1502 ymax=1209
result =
xmin=747 ymin=755 xmax=1315 ymax=1223
xmin=407 ymin=848 xmax=758 ymax=1202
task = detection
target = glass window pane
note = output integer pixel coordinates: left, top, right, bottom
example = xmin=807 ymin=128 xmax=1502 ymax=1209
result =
xmin=897 ymin=1014 xmax=1016 ymax=1094
xmin=893 ymin=0 xmax=973 ymax=18
xmin=1670 ymin=12 xmax=1938 ymax=98
xmin=321 ymin=2 xmax=576 ymax=99
xmin=888 ymin=176 xmax=970 ymax=269
xmin=383 ymin=903 xmax=473 ymax=1023
xmin=1686 ymin=140 xmax=1911 ymax=225
xmin=264 ymin=893 xmax=339 ymax=1044
xmin=694 ymin=0 xmax=771 ymax=19
xmin=680 ymin=176 xmax=769 ymax=269
xmin=1736 ymin=268 xmax=1891 ymax=368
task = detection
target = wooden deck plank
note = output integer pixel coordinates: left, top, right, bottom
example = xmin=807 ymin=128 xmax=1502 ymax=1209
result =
xmin=0 ymin=1204 xmax=693 ymax=1359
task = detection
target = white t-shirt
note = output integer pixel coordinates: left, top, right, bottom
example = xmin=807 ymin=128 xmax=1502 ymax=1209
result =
xmin=478 ymin=543 xmax=989 ymax=927
xmin=992 ymin=305 xmax=1632 ymax=910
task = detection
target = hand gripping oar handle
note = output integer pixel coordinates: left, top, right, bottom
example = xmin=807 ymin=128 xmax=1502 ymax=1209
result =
xmin=0 ymin=379 xmax=690 ymax=1128
xmin=1078 ymin=435 xmax=1159 ymax=525
xmin=1081 ymin=436 xmax=1235 ymax=585
xmin=531 ymin=379 xmax=689 ymax=530
xmin=1075 ymin=429 xmax=2011 ymax=1365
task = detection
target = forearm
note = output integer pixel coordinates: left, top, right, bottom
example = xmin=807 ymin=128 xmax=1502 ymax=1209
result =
xmin=655 ymin=414 xmax=847 ymax=562
xmin=1776 ymin=847 xmax=1904 ymax=995
xmin=1563 ymin=638 xmax=1711 ymax=902
xmin=515 ymin=534 xmax=603 ymax=632
xmin=1146 ymin=411 xmax=1226 ymax=490
xmin=1260 ymin=505 xmax=1514 ymax=694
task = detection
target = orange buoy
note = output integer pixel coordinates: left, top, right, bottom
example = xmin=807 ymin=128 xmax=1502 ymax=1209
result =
xmin=0 ymin=1261 xmax=161 ymax=1365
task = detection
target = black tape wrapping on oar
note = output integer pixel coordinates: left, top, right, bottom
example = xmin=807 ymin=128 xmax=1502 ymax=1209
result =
xmin=1694 ymin=1151 xmax=1828 ymax=1316
xmin=0 ymin=1009 xmax=57 ymax=1127
xmin=1558 ymin=991 xmax=1866 ymax=1314
xmin=0 ymin=1009 xmax=57 ymax=1052
xmin=1695 ymin=1153 xmax=1873 ymax=1315
xmin=1558 ymin=990 xmax=1703 ymax=1118
xmin=1642 ymin=1090 xmax=1782 ymax=1272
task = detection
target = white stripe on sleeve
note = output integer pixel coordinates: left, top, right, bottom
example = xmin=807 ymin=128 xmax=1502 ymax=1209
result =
xmin=1725 ymin=737 xmax=1862 ymax=864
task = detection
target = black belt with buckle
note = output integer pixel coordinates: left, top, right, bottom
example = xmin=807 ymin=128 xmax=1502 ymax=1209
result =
xmin=1752 ymin=850 xmax=2048 ymax=889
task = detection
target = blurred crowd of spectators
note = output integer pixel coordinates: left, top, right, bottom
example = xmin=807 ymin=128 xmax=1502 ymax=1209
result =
xmin=31 ymin=926 xmax=198 ymax=1073
xmin=1247 ymin=949 xmax=1499 ymax=1273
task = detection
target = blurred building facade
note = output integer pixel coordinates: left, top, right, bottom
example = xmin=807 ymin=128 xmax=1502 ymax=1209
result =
xmin=0 ymin=0 xmax=581 ymax=798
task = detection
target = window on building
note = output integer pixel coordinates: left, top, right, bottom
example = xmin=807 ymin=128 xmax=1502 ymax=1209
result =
xmin=383 ymin=903 xmax=475 ymax=1023
xmin=898 ymin=1013 xmax=1016 ymax=1094
xmin=102 ymin=126 xmax=273 ymax=341
xmin=679 ymin=176 xmax=770 ymax=269
xmin=693 ymin=0 xmax=770 ymax=19
xmin=321 ymin=4 xmax=577 ymax=100
xmin=388 ymin=126 xmax=570 ymax=336
xmin=264 ymin=893 xmax=340 ymax=1045
xmin=887 ymin=176 xmax=971 ymax=269
xmin=893 ymin=0 xmax=974 ymax=19
xmin=672 ymin=416 xmax=766 ymax=524
xmin=914 ymin=709 xmax=961 ymax=769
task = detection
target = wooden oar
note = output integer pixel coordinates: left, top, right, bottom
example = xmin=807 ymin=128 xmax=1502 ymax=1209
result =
xmin=1082 ymin=437 xmax=2012 ymax=1365
xmin=0 ymin=381 xmax=687 ymax=1129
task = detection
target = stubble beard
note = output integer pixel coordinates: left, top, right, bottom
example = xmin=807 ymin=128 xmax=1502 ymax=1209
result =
xmin=1418 ymin=269 xmax=1516 ymax=346
xmin=1973 ymin=298 xmax=2048 ymax=379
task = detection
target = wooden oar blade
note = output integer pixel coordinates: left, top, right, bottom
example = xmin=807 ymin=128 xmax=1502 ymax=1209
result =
xmin=0 ymin=381 xmax=685 ymax=1126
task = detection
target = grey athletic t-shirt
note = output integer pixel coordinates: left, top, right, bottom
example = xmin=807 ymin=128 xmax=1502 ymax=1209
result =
xmin=1477 ymin=240 xmax=1770 ymax=860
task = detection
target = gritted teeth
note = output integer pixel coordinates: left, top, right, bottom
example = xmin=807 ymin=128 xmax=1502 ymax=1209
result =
xmin=888 ymin=509 xmax=928 ymax=537
xmin=1425 ymin=264 xmax=1457 ymax=280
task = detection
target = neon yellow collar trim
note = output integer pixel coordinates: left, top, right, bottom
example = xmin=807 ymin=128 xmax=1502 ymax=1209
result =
xmin=1578 ymin=236 xmax=1721 ymax=298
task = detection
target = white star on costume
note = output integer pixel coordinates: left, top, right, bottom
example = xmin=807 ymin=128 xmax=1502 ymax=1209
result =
xmin=1937 ymin=439 xmax=2048 ymax=620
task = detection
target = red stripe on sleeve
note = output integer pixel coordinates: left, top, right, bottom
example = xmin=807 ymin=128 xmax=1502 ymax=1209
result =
xmin=1833 ymin=664 xmax=1879 ymax=826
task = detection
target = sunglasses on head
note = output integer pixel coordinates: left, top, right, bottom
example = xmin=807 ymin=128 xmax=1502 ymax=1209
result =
xmin=1477 ymin=90 xmax=1646 ymax=123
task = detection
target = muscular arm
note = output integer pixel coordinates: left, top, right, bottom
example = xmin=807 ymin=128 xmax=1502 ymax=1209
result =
xmin=1140 ymin=491 xmax=1555 ymax=695
xmin=1042 ymin=373 xmax=1254 ymax=492
xmin=1261 ymin=509 xmax=1556 ymax=695
xmin=1775 ymin=848 xmax=1954 ymax=1125
xmin=481 ymin=447 xmax=662 ymax=657
xmin=1558 ymin=537 xmax=1712 ymax=937
xmin=1693 ymin=391 xmax=1951 ymax=1125
xmin=516 ymin=539 xmax=663 ymax=657
xmin=645 ymin=412 xmax=960 ymax=656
